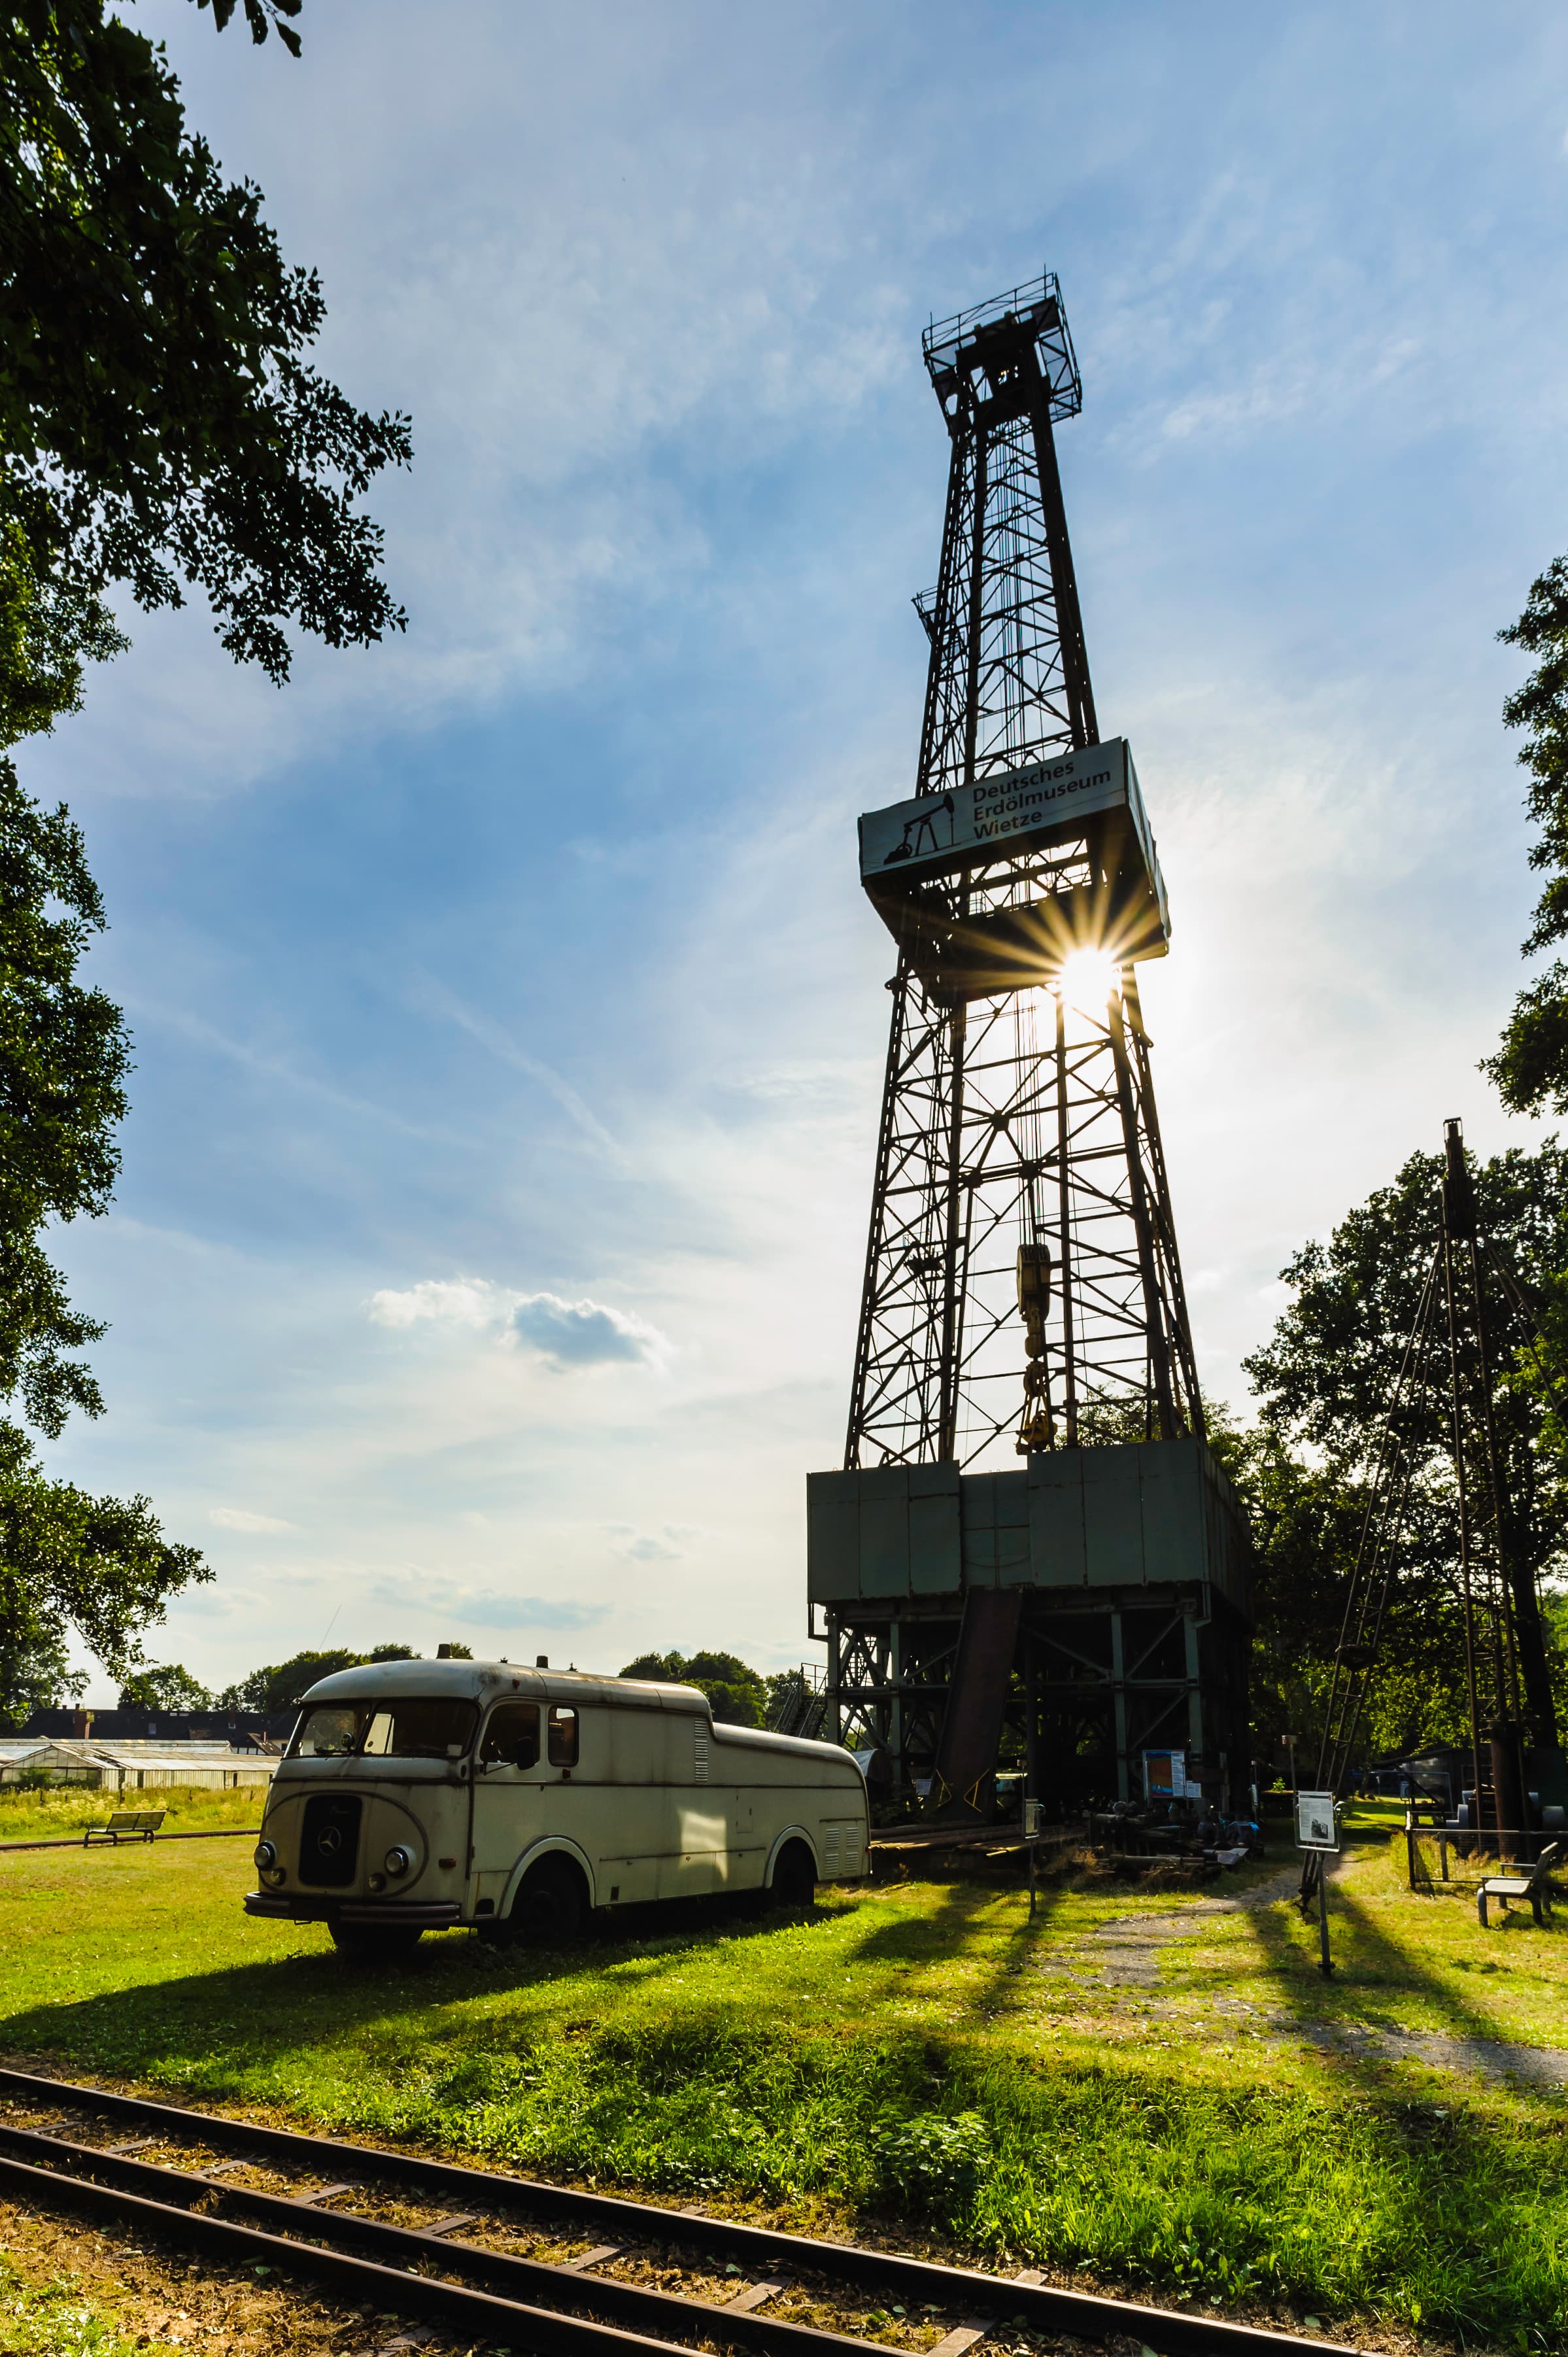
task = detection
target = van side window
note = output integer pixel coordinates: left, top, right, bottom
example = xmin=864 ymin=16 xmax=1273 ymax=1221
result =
xmin=547 ymin=1705 xmax=579 ymax=1767
xmin=480 ymin=1702 xmax=540 ymax=1770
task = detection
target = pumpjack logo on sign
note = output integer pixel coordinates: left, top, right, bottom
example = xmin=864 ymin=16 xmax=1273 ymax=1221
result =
xmin=881 ymin=791 xmax=957 ymax=865
xmin=859 ymin=738 xmax=1136 ymax=884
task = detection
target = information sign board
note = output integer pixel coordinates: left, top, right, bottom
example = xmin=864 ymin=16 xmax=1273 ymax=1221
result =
xmin=1296 ymin=1791 xmax=1340 ymax=1852
xmin=859 ymin=739 xmax=1146 ymax=882
xmin=1143 ymin=1747 xmax=1191 ymax=1802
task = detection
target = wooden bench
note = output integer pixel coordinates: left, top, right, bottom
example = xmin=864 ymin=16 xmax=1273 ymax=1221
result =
xmin=1477 ymin=1840 xmax=1561 ymax=1929
xmin=82 ymin=1808 xmax=166 ymax=1848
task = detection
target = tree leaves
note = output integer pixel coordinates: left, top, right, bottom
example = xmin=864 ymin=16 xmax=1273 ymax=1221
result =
xmin=1486 ymin=557 xmax=1568 ymax=1111
xmin=0 ymin=2 xmax=408 ymax=683
xmin=196 ymin=0 xmax=305 ymax=58
xmin=219 ymin=1642 xmax=418 ymax=1714
xmin=0 ymin=763 xmax=211 ymax=1721
xmin=1240 ymin=1144 xmax=1568 ymax=1755
xmin=0 ymin=1425 xmax=211 ymax=1723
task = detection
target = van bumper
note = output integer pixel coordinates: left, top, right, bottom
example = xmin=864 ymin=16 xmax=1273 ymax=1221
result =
xmin=243 ymin=1893 xmax=464 ymax=1927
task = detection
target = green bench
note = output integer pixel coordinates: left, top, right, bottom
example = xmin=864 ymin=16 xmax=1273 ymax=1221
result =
xmin=82 ymin=1808 xmax=166 ymax=1847
xmin=1477 ymin=1840 xmax=1561 ymax=1929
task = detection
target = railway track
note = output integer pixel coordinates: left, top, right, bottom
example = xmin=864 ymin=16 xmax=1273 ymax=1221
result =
xmin=0 ymin=2065 xmax=1352 ymax=2357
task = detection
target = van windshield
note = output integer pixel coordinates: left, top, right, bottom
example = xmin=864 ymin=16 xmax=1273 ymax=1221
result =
xmin=287 ymin=1698 xmax=478 ymax=1761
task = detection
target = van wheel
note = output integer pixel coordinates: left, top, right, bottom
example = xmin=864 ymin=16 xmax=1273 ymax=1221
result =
xmin=330 ymin=1922 xmax=424 ymax=1959
xmin=769 ymin=1840 xmax=817 ymax=1910
xmin=509 ymin=1859 xmax=587 ymax=1946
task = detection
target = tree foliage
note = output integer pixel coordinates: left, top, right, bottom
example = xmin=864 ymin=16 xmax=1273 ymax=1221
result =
xmin=0 ymin=766 xmax=209 ymax=1723
xmin=1241 ymin=1143 xmax=1568 ymax=1761
xmin=1484 ymin=557 xmax=1568 ymax=1113
xmin=0 ymin=0 xmax=410 ymax=687
xmin=118 ymin=1659 xmax=213 ymax=1711
xmin=620 ymin=1649 xmax=770 ymax=1727
xmin=220 ymin=1642 xmax=419 ymax=1715
xmin=0 ymin=1423 xmax=208 ymax=1724
xmin=0 ymin=763 xmax=131 ymax=1435
xmin=195 ymin=0 xmax=303 ymax=56
xmin=0 ymin=526 xmax=128 ymax=749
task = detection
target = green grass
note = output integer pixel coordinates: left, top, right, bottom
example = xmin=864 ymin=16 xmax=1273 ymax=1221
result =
xmin=1 ymin=1827 xmax=1564 ymax=2349
xmin=0 ymin=1783 xmax=264 ymax=1843
xmin=0 ymin=2255 xmax=173 ymax=2356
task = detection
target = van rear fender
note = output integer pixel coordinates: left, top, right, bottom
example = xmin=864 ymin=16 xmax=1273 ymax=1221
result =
xmin=764 ymin=1825 xmax=820 ymax=1885
xmin=499 ymin=1835 xmax=597 ymax=1918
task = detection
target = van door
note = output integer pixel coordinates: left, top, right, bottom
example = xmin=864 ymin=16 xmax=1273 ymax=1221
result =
xmin=470 ymin=1700 xmax=545 ymax=1918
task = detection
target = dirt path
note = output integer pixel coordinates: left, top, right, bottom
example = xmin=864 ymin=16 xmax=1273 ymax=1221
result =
xmin=1036 ymin=1862 xmax=1568 ymax=2087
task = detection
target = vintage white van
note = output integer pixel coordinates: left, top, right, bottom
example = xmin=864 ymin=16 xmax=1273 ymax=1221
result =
xmin=244 ymin=1657 xmax=869 ymax=1956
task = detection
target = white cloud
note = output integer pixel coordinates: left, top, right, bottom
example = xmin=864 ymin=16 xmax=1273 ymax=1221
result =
xmin=507 ymin=1292 xmax=668 ymax=1371
xmin=210 ymin=1507 xmax=294 ymax=1534
xmin=368 ymin=1279 xmax=500 ymax=1329
xmin=615 ymin=1529 xmax=685 ymax=1562
xmin=368 ymin=1276 xmax=670 ymax=1371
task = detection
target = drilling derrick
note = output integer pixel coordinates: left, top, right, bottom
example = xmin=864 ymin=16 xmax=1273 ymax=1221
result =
xmin=809 ymin=276 xmax=1253 ymax=1822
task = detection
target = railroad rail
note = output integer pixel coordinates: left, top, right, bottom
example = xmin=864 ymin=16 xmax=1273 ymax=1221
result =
xmin=0 ymin=2065 xmax=1352 ymax=2357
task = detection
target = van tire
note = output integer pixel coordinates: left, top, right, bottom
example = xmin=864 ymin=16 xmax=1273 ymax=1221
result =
xmin=769 ymin=1840 xmax=817 ymax=1910
xmin=508 ymin=1857 xmax=587 ymax=1946
xmin=330 ymin=1921 xmax=424 ymax=1960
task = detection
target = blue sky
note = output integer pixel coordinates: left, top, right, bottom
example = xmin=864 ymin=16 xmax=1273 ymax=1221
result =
xmin=31 ymin=1 xmax=1568 ymax=1698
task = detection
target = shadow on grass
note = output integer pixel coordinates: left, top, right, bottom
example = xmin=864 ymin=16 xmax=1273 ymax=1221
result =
xmin=1242 ymin=1825 xmax=1561 ymax=2074
xmin=0 ymin=1887 xmax=870 ymax=2084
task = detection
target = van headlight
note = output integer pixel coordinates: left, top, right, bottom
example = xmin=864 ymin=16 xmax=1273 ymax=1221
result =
xmin=384 ymin=1846 xmax=414 ymax=1878
xmin=254 ymin=1840 xmax=277 ymax=1870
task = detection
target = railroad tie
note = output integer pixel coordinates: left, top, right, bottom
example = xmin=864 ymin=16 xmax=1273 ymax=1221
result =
xmin=560 ymin=2242 xmax=625 ymax=2271
xmin=419 ymin=2213 xmax=478 ymax=2239
xmin=928 ymin=2318 xmax=994 ymax=2357
xmin=290 ymin=2180 xmax=361 ymax=2207
xmin=199 ymin=2159 xmax=251 ymax=2180
xmin=725 ymin=2278 xmax=789 ymax=2313
xmin=105 ymin=2138 xmax=158 ymax=2156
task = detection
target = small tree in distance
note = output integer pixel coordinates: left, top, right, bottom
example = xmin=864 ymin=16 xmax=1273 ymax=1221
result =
xmin=220 ymin=1642 xmax=419 ymax=1715
xmin=117 ymin=1662 xmax=213 ymax=1712
xmin=620 ymin=1649 xmax=770 ymax=1727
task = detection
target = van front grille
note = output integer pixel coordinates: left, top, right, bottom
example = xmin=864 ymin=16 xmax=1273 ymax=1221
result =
xmin=299 ymin=1793 xmax=362 ymax=1887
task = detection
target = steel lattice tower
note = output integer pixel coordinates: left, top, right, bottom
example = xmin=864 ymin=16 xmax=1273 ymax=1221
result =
xmin=845 ymin=274 xmax=1202 ymax=1475
xmin=810 ymin=275 xmax=1250 ymax=1821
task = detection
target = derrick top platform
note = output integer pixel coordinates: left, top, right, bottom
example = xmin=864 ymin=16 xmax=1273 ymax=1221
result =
xmin=923 ymin=269 xmax=1082 ymax=433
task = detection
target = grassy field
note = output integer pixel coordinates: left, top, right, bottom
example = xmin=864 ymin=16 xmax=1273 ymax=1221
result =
xmin=0 ymin=1784 xmax=264 ymax=1844
xmin=1 ymin=1815 xmax=1564 ymax=2352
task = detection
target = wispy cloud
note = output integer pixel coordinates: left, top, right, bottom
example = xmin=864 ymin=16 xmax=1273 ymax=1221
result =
xmin=368 ymin=1573 xmax=605 ymax=1634
xmin=610 ymin=1526 xmax=688 ymax=1562
xmin=408 ymin=974 xmax=625 ymax=1163
xmin=210 ymin=1507 xmax=294 ymax=1535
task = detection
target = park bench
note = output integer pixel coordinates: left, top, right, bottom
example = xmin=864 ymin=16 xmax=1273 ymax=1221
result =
xmin=1476 ymin=1840 xmax=1561 ymax=1929
xmin=82 ymin=1808 xmax=166 ymax=1848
